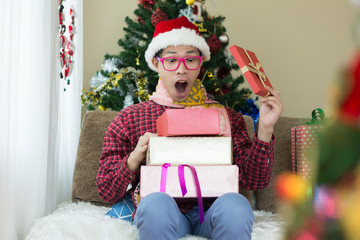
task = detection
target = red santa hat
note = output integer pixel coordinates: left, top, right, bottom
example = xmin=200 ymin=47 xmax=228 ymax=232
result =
xmin=145 ymin=16 xmax=211 ymax=71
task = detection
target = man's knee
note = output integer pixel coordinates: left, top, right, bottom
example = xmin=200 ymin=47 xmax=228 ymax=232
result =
xmin=212 ymin=193 xmax=254 ymax=223
xmin=136 ymin=192 xmax=178 ymax=219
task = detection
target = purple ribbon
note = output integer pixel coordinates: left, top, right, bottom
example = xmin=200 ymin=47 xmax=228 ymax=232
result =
xmin=160 ymin=163 xmax=171 ymax=192
xmin=178 ymin=164 xmax=204 ymax=224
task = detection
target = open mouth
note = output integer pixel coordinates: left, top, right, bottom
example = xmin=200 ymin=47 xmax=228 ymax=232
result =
xmin=175 ymin=80 xmax=188 ymax=94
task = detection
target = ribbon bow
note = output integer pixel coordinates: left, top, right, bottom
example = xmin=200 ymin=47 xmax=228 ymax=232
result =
xmin=241 ymin=50 xmax=270 ymax=97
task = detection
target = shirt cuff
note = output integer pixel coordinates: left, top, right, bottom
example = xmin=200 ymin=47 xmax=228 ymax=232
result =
xmin=120 ymin=156 xmax=139 ymax=183
xmin=252 ymin=134 xmax=275 ymax=167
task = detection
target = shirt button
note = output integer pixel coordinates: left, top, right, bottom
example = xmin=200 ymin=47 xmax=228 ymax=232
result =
xmin=129 ymin=175 xmax=134 ymax=179
xmin=261 ymin=147 xmax=266 ymax=151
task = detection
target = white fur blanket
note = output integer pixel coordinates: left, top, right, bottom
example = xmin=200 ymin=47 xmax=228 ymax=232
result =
xmin=25 ymin=202 xmax=285 ymax=240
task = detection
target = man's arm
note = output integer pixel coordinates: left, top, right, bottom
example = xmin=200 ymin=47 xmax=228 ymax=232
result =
xmin=230 ymin=86 xmax=283 ymax=190
xmin=96 ymin=119 xmax=138 ymax=203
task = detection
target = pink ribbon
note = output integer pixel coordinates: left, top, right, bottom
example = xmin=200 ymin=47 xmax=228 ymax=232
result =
xmin=159 ymin=163 xmax=204 ymax=224
xmin=178 ymin=164 xmax=204 ymax=224
xmin=160 ymin=163 xmax=171 ymax=193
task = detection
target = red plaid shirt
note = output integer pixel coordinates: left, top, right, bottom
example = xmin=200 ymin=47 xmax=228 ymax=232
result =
xmin=97 ymin=100 xmax=274 ymax=215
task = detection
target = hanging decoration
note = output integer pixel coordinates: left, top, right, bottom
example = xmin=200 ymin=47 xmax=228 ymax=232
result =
xmin=219 ymin=33 xmax=229 ymax=43
xmin=151 ymin=8 xmax=168 ymax=27
xmin=81 ymin=68 xmax=150 ymax=111
xmin=191 ymin=1 xmax=204 ymax=22
xmin=58 ymin=0 xmax=75 ymax=91
xmin=206 ymin=34 xmax=222 ymax=54
xmin=138 ymin=0 xmax=156 ymax=9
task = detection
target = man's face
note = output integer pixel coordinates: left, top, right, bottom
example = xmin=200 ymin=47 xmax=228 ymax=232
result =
xmin=152 ymin=45 xmax=203 ymax=102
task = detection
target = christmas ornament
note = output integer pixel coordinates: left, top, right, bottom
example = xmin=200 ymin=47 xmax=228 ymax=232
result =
xmin=192 ymin=1 xmax=203 ymax=22
xmin=151 ymin=8 xmax=168 ymax=27
xmin=186 ymin=0 xmax=195 ymax=5
xmin=219 ymin=34 xmax=229 ymax=43
xmin=275 ymin=172 xmax=309 ymax=204
xmin=194 ymin=22 xmax=207 ymax=32
xmin=101 ymin=58 xmax=122 ymax=73
xmin=178 ymin=6 xmax=195 ymax=22
xmin=137 ymin=16 xmax=145 ymax=25
xmin=217 ymin=67 xmax=231 ymax=79
xmin=206 ymin=34 xmax=222 ymax=54
xmin=138 ymin=0 xmax=156 ymax=9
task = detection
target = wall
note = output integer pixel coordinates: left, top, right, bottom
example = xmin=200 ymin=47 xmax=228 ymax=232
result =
xmin=84 ymin=0 xmax=358 ymax=118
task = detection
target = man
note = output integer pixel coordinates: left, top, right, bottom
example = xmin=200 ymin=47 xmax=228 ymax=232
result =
xmin=97 ymin=16 xmax=283 ymax=240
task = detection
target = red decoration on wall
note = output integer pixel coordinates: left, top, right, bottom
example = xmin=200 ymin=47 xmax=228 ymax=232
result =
xmin=58 ymin=0 xmax=75 ymax=90
xmin=206 ymin=34 xmax=221 ymax=54
xmin=151 ymin=9 xmax=168 ymax=27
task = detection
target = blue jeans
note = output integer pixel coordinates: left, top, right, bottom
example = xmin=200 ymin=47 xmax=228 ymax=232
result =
xmin=132 ymin=192 xmax=254 ymax=240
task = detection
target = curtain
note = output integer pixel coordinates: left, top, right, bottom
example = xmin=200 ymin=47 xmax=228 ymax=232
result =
xmin=0 ymin=0 xmax=83 ymax=239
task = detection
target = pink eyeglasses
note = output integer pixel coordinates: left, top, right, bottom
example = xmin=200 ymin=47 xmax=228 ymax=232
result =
xmin=156 ymin=56 xmax=203 ymax=71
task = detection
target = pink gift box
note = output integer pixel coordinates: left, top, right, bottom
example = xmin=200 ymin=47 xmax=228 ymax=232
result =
xmin=291 ymin=125 xmax=323 ymax=180
xmin=140 ymin=165 xmax=239 ymax=200
xmin=156 ymin=108 xmax=231 ymax=137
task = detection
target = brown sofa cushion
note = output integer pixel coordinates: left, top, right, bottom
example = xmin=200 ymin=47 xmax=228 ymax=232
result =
xmin=72 ymin=110 xmax=255 ymax=207
xmin=72 ymin=110 xmax=118 ymax=206
xmin=255 ymin=116 xmax=308 ymax=212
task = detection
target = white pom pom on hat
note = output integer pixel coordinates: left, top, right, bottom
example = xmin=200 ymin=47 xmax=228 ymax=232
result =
xmin=145 ymin=16 xmax=211 ymax=71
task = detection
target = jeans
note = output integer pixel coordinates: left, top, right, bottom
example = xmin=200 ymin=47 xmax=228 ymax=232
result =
xmin=132 ymin=192 xmax=254 ymax=240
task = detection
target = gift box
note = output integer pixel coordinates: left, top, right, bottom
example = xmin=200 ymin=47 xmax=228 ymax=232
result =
xmin=229 ymin=45 xmax=273 ymax=97
xmin=140 ymin=164 xmax=239 ymax=200
xmin=146 ymin=136 xmax=232 ymax=166
xmin=291 ymin=125 xmax=323 ymax=180
xmin=156 ymin=108 xmax=231 ymax=137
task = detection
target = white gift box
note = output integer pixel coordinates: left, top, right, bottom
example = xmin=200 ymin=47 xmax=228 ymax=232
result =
xmin=146 ymin=136 xmax=232 ymax=166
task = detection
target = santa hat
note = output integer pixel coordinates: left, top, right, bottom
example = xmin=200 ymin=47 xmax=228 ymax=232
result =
xmin=145 ymin=16 xmax=211 ymax=71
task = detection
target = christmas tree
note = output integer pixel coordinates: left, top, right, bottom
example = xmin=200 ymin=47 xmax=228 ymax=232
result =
xmin=81 ymin=0 xmax=255 ymax=116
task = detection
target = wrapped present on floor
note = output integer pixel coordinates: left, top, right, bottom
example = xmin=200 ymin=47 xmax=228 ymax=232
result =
xmin=291 ymin=109 xmax=326 ymax=180
xmin=146 ymin=136 xmax=232 ymax=166
xmin=140 ymin=164 xmax=239 ymax=200
xmin=229 ymin=45 xmax=273 ymax=97
xmin=156 ymin=108 xmax=231 ymax=137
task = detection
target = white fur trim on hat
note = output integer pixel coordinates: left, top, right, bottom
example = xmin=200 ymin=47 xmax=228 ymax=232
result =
xmin=145 ymin=27 xmax=210 ymax=71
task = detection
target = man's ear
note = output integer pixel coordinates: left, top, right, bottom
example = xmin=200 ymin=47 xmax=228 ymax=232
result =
xmin=152 ymin=57 xmax=160 ymax=72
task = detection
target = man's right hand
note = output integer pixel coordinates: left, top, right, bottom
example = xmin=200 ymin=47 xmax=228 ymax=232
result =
xmin=126 ymin=132 xmax=157 ymax=171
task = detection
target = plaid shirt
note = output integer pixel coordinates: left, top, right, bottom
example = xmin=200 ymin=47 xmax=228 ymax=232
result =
xmin=97 ymin=100 xmax=274 ymax=215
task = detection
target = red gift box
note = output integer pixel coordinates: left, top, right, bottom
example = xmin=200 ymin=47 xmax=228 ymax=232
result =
xmin=291 ymin=125 xmax=323 ymax=180
xmin=229 ymin=45 xmax=273 ymax=97
xmin=156 ymin=108 xmax=231 ymax=136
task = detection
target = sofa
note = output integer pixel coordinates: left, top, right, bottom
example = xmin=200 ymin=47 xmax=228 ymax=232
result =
xmin=26 ymin=110 xmax=309 ymax=240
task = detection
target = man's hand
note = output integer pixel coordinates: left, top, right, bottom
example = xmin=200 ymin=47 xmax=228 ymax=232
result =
xmin=257 ymin=86 xmax=284 ymax=143
xmin=126 ymin=132 xmax=157 ymax=171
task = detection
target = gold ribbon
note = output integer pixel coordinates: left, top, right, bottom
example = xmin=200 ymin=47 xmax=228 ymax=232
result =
xmin=240 ymin=49 xmax=270 ymax=97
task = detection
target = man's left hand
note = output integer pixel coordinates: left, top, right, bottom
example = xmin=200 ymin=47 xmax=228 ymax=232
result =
xmin=257 ymin=86 xmax=284 ymax=143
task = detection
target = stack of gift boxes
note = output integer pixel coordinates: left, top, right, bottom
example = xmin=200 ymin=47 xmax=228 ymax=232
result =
xmin=140 ymin=108 xmax=238 ymax=219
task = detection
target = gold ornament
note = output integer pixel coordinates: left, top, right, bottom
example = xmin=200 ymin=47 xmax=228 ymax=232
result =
xmin=98 ymin=105 xmax=106 ymax=111
xmin=186 ymin=0 xmax=195 ymax=5
xmin=193 ymin=22 xmax=207 ymax=32
xmin=207 ymin=72 xmax=215 ymax=78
